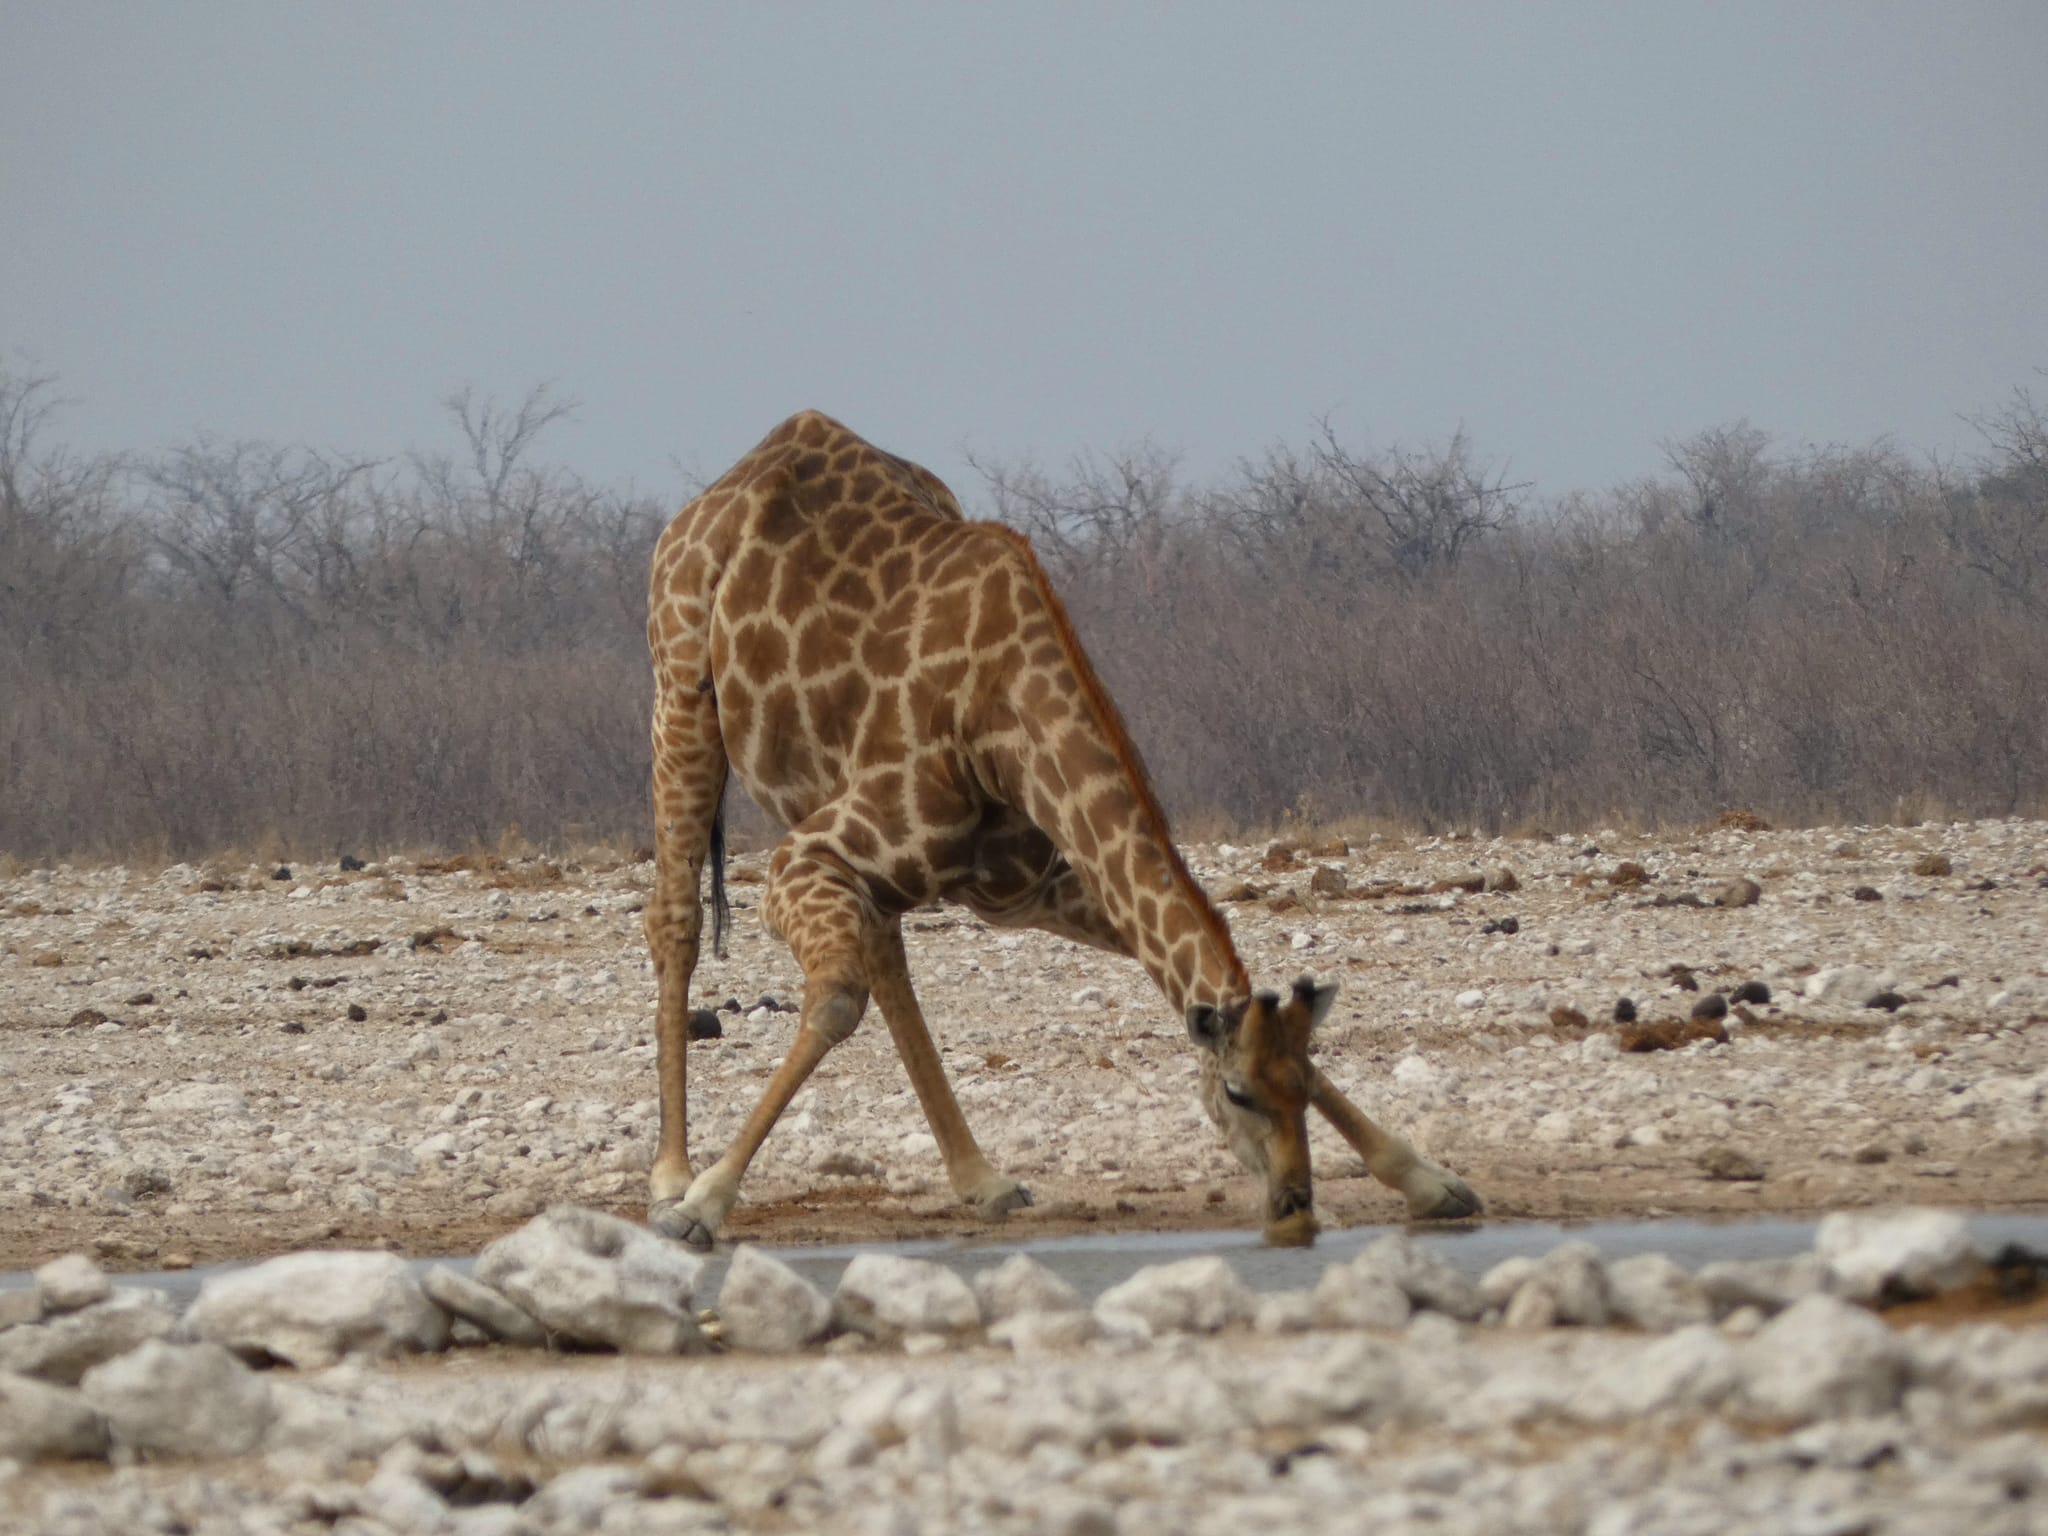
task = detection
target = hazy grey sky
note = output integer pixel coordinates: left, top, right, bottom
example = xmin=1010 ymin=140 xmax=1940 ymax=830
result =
xmin=6 ymin=3 xmax=2046 ymax=506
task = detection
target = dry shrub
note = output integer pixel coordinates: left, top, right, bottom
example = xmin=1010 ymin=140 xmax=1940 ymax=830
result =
xmin=3 ymin=364 xmax=2046 ymax=859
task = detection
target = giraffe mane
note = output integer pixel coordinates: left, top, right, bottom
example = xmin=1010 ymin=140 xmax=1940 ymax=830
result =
xmin=979 ymin=522 xmax=1250 ymax=997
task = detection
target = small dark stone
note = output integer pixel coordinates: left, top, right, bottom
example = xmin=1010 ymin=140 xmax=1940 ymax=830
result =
xmin=1852 ymin=1143 xmax=1889 ymax=1165
xmin=1730 ymin=979 xmax=1771 ymax=1006
xmin=288 ymin=977 xmax=308 ymax=991
xmin=346 ymin=1003 xmax=368 ymax=1022
xmin=279 ymin=1020 xmax=306 ymax=1034
xmin=272 ymin=866 xmax=293 ymax=881
xmin=339 ymin=854 xmax=366 ymax=872
xmin=1613 ymin=996 xmax=1638 ymax=1023
xmin=124 ymin=991 xmax=155 ymax=1007
xmin=719 ymin=996 xmax=743 ymax=1014
xmin=1852 ymin=885 xmax=1883 ymax=902
xmin=1690 ymin=992 xmax=1729 ymax=1022
xmin=1930 ymin=974 xmax=1961 ymax=990
xmin=687 ymin=1009 xmax=723 ymax=1040
xmin=1864 ymin=991 xmax=1908 ymax=1012
xmin=1480 ymin=916 xmax=1520 ymax=936
xmin=68 ymin=1007 xmax=111 ymax=1028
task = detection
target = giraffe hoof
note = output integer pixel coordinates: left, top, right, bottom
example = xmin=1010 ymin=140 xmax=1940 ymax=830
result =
xmin=969 ymin=1178 xmax=1033 ymax=1222
xmin=1403 ymin=1163 xmax=1483 ymax=1221
xmin=648 ymin=1197 xmax=718 ymax=1250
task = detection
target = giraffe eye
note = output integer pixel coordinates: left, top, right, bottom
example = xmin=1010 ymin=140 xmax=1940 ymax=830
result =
xmin=1223 ymin=1083 xmax=1257 ymax=1111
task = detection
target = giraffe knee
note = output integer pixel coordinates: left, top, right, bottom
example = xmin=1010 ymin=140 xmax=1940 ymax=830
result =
xmin=807 ymin=985 xmax=869 ymax=1046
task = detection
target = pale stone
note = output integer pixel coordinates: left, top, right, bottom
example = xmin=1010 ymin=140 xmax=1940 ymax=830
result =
xmin=1815 ymin=1207 xmax=1981 ymax=1303
xmin=475 ymin=1206 xmax=706 ymax=1354
xmin=421 ymin=1264 xmax=547 ymax=1347
xmin=1094 ymin=1256 xmax=1254 ymax=1336
xmin=989 ymin=1310 xmax=1097 ymax=1355
xmin=81 ymin=1340 xmax=275 ymax=1458
xmin=0 ymin=1371 xmax=108 ymax=1461
xmin=0 ymin=1289 xmax=178 ymax=1384
xmin=1737 ymin=1294 xmax=1907 ymax=1423
xmin=33 ymin=1254 xmax=110 ymax=1315
xmin=717 ymin=1246 xmax=833 ymax=1353
xmin=185 ymin=1250 xmax=450 ymax=1368
xmin=832 ymin=1254 xmax=981 ymax=1340
xmin=1606 ymin=1252 xmax=1713 ymax=1331
xmin=1357 ymin=1233 xmax=1486 ymax=1320
xmin=971 ymin=1253 xmax=1084 ymax=1322
xmin=1698 ymin=1253 xmax=1824 ymax=1316
xmin=1310 ymin=1259 xmax=1413 ymax=1330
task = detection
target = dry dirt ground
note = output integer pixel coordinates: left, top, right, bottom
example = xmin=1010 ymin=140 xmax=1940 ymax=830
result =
xmin=3 ymin=818 xmax=2045 ymax=1273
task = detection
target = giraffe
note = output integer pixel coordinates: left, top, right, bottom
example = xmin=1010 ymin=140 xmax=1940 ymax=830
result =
xmin=640 ymin=410 xmax=1480 ymax=1249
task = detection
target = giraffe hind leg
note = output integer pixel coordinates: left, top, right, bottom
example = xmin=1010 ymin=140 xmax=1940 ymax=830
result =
xmin=650 ymin=835 xmax=876 ymax=1248
xmin=643 ymin=677 xmax=727 ymax=1213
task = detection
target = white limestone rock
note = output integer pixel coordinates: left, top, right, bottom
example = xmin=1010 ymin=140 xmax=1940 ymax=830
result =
xmin=988 ymin=1309 xmax=1097 ymax=1356
xmin=184 ymin=1250 xmax=451 ymax=1368
xmin=1804 ymin=965 xmax=1881 ymax=1007
xmin=0 ymin=1288 xmax=179 ymax=1384
xmin=1815 ymin=1207 xmax=1981 ymax=1303
xmin=475 ymin=1205 xmax=706 ymax=1355
xmin=1501 ymin=1281 xmax=1560 ymax=1329
xmin=1094 ymin=1256 xmax=1254 ymax=1336
xmin=81 ymin=1340 xmax=275 ymax=1459
xmin=1310 ymin=1258 xmax=1413 ymax=1330
xmin=1479 ymin=1256 xmax=1538 ymax=1310
xmin=832 ymin=1254 xmax=981 ymax=1341
xmin=1598 ymin=1251 xmax=1708 ymax=1330
xmin=0 ymin=1289 xmax=41 ymax=1330
xmin=1736 ymin=1294 xmax=1907 ymax=1423
xmin=717 ymin=1246 xmax=833 ymax=1353
xmin=1526 ymin=1241 xmax=1612 ymax=1326
xmin=1357 ymin=1233 xmax=1486 ymax=1321
xmin=0 ymin=1371 xmax=108 ymax=1461
xmin=1573 ymin=1325 xmax=1740 ymax=1421
xmin=1697 ymin=1253 xmax=1824 ymax=1317
xmin=421 ymin=1264 xmax=547 ymax=1347
xmin=1252 ymin=1289 xmax=1318 ymax=1335
xmin=33 ymin=1254 xmax=111 ymax=1315
xmin=972 ymin=1253 xmax=1084 ymax=1322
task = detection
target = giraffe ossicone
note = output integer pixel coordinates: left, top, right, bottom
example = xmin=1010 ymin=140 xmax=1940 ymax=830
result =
xmin=638 ymin=411 xmax=1480 ymax=1249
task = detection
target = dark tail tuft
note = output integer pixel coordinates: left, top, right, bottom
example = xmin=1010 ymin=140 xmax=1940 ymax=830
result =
xmin=708 ymin=792 xmax=730 ymax=959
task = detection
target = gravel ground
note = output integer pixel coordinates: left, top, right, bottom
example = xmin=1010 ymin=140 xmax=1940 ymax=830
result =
xmin=3 ymin=817 xmax=2047 ymax=1533
xmin=3 ymin=818 xmax=2044 ymax=1270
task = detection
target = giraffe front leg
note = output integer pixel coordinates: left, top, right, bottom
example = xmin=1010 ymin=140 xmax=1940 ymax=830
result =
xmin=865 ymin=920 xmax=1032 ymax=1222
xmin=1309 ymin=1069 xmax=1483 ymax=1220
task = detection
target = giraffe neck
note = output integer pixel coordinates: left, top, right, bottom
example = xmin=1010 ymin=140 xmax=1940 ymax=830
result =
xmin=987 ymin=540 xmax=1250 ymax=1017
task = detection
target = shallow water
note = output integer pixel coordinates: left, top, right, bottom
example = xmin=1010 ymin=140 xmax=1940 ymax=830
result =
xmin=8 ymin=1210 xmax=2047 ymax=1312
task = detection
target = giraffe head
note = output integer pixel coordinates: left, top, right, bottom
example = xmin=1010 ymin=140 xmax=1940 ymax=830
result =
xmin=1187 ymin=975 xmax=1337 ymax=1246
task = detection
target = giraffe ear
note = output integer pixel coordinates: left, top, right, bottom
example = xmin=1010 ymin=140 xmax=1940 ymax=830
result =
xmin=1186 ymin=1002 xmax=1238 ymax=1052
xmin=1292 ymin=975 xmax=1340 ymax=1031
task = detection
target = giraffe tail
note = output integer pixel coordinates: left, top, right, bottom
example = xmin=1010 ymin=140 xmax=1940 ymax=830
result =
xmin=708 ymin=792 xmax=730 ymax=959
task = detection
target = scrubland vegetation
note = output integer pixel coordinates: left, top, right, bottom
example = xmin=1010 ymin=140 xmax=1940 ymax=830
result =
xmin=2 ymin=366 xmax=2044 ymax=859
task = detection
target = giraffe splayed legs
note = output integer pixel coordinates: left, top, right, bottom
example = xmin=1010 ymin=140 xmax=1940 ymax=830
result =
xmin=639 ymin=411 xmax=1481 ymax=1249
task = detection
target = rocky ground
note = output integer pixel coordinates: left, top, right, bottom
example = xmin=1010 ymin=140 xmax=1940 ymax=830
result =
xmin=2 ymin=818 xmax=2046 ymax=1533
xmin=2 ymin=817 xmax=2045 ymax=1268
